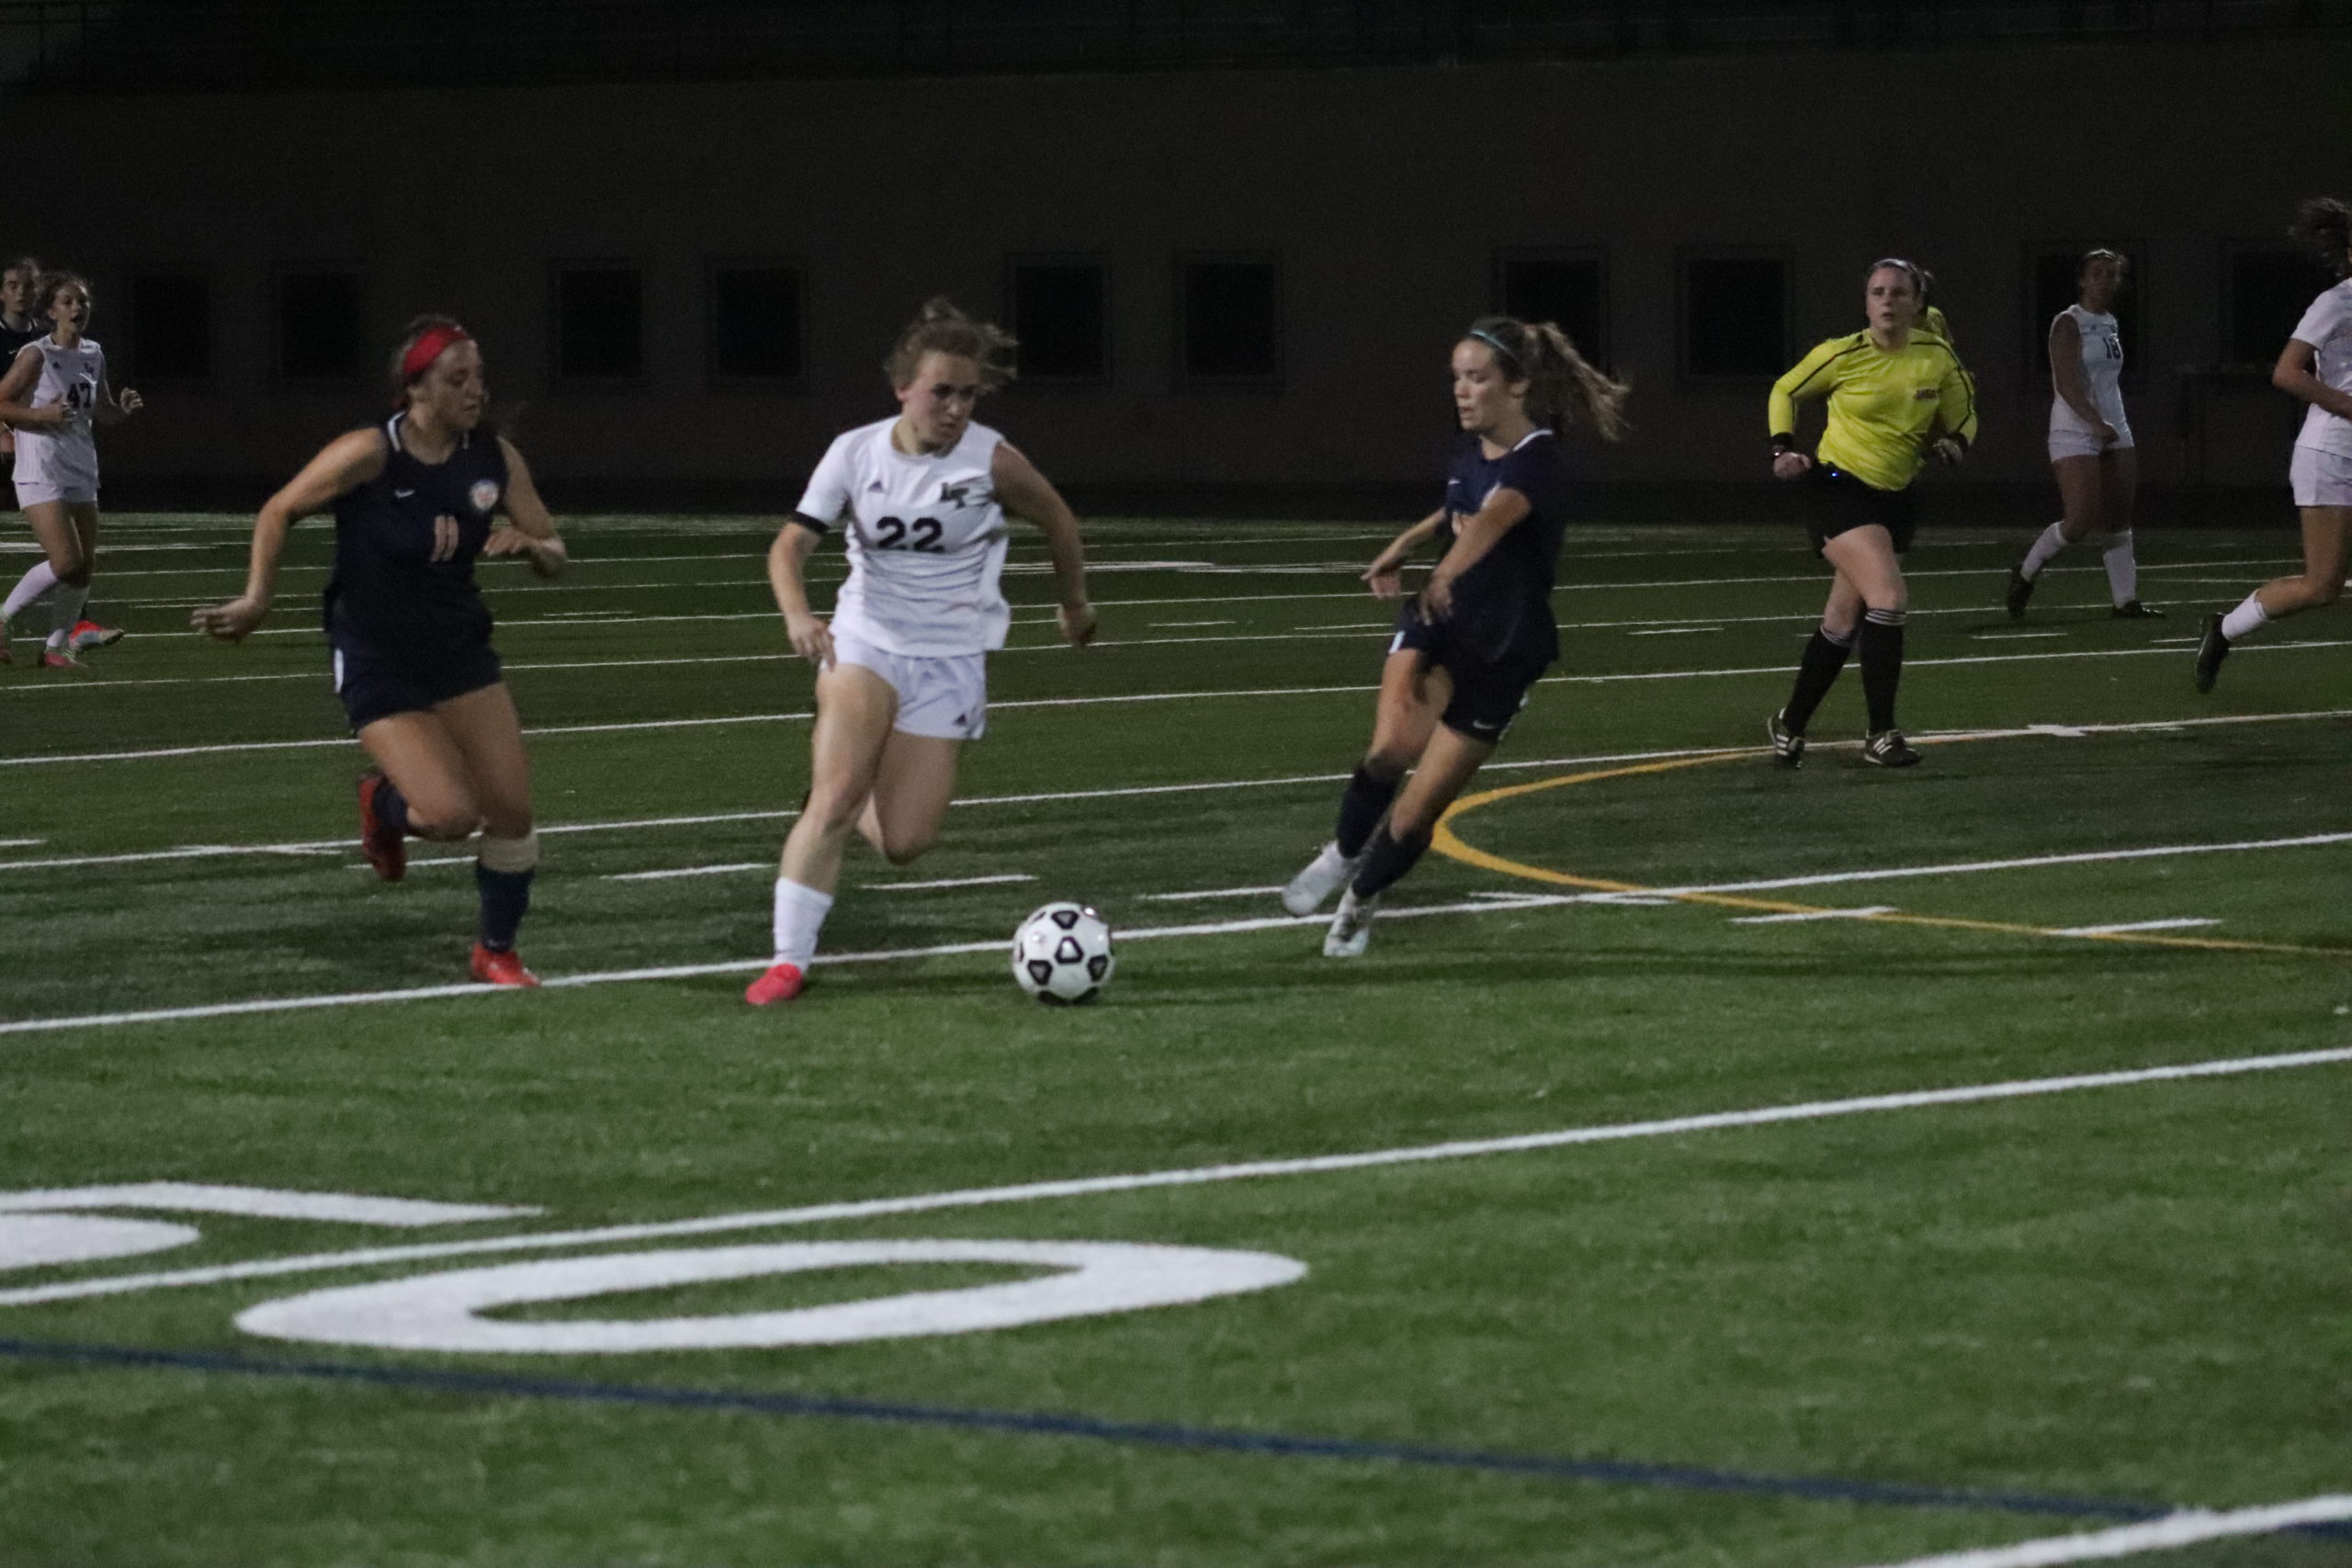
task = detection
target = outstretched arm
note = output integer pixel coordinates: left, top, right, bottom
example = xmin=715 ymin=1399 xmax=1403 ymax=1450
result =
xmin=993 ymin=440 xmax=1095 ymax=647
xmin=1362 ymin=508 xmax=1447 ymax=599
xmin=480 ymin=437 xmax=568 ymax=580
xmin=191 ymin=427 xmax=388 ymax=640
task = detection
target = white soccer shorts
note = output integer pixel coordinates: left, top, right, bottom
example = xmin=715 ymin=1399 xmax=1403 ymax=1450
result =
xmin=830 ymin=629 xmax=989 ymax=740
xmin=2290 ymin=446 xmax=2352 ymax=508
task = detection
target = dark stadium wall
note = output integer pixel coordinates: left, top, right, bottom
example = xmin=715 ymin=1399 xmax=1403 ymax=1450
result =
xmin=6 ymin=35 xmax=2326 ymax=510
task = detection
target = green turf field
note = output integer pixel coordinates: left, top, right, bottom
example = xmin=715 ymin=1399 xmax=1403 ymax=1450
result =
xmin=1 ymin=513 xmax=2347 ymax=1568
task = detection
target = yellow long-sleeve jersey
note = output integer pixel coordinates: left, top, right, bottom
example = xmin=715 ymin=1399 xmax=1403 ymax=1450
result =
xmin=1769 ymin=330 xmax=1978 ymax=492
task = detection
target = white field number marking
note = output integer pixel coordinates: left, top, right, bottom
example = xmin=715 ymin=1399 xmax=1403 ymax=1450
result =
xmin=0 ymin=1183 xmax=538 ymax=1272
xmin=234 ymin=1239 xmax=1306 ymax=1353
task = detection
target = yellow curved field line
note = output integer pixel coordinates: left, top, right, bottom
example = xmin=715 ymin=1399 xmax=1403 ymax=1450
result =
xmin=1431 ymin=748 xmax=2349 ymax=960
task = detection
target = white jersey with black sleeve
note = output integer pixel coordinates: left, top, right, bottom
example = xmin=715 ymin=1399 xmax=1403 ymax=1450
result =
xmin=2048 ymin=304 xmax=2130 ymax=443
xmin=2290 ymin=279 xmax=2352 ymax=459
xmin=12 ymin=336 xmax=105 ymax=490
xmin=792 ymin=417 xmax=1012 ymax=658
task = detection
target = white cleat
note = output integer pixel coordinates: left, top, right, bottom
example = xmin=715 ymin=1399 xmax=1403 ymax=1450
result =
xmin=1322 ymin=888 xmax=1378 ymax=958
xmin=1282 ymin=840 xmax=1361 ymax=917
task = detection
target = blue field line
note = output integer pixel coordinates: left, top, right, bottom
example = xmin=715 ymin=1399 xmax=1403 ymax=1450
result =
xmin=0 ymin=1335 xmax=2168 ymax=1523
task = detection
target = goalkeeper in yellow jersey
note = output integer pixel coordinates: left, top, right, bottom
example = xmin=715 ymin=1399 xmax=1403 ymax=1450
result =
xmin=1764 ymin=258 xmax=1976 ymax=769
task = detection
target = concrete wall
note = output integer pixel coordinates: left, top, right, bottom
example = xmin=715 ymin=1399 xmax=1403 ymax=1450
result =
xmin=6 ymin=34 xmax=2332 ymax=508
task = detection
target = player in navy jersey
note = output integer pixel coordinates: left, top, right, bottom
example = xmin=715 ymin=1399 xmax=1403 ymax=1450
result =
xmin=192 ymin=317 xmax=567 ymax=987
xmin=745 ymin=299 xmax=1095 ymax=1005
xmin=1283 ymin=315 xmax=1630 ymax=957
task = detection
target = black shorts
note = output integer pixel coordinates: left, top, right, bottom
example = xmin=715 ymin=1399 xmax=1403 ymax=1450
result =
xmin=1391 ymin=602 xmax=1549 ymax=743
xmin=1805 ymin=463 xmax=1919 ymax=556
xmin=331 ymin=638 xmax=503 ymax=731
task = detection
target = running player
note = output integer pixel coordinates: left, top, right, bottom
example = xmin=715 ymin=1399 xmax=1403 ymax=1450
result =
xmin=746 ymin=299 xmax=1095 ymax=1005
xmin=1282 ymin=314 xmax=1631 ymax=957
xmin=2006 ymin=250 xmax=2158 ymax=619
xmin=2196 ymin=199 xmax=2352 ymax=692
xmin=0 ymin=256 xmax=46 ymax=659
xmin=1766 ymin=258 xmax=1976 ymax=769
xmin=0 ymin=272 xmax=141 ymax=668
xmin=191 ymin=317 xmax=566 ymax=987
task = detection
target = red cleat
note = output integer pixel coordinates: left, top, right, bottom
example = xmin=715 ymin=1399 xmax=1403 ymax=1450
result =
xmin=469 ymin=942 xmax=539 ymax=987
xmin=744 ymin=963 xmax=805 ymax=1006
xmin=70 ymin=619 xmax=124 ymax=650
xmin=356 ymin=771 xmax=406 ymax=882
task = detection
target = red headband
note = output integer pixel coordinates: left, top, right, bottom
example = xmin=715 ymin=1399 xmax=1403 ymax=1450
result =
xmin=401 ymin=323 xmax=472 ymax=382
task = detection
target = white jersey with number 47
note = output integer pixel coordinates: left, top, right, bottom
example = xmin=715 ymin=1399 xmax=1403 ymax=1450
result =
xmin=12 ymin=336 xmax=105 ymax=490
xmin=793 ymin=416 xmax=1011 ymax=658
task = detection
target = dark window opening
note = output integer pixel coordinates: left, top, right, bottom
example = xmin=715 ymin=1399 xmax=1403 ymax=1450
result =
xmin=2228 ymin=249 xmax=2330 ymax=369
xmin=277 ymin=272 xmax=361 ymax=381
xmin=1009 ymin=261 xmax=1107 ymax=380
xmin=709 ymin=264 xmax=802 ymax=382
xmin=1497 ymin=254 xmax=1607 ymax=368
xmin=1180 ymin=258 xmax=1280 ymax=381
xmin=130 ymin=273 xmax=212 ymax=382
xmin=555 ymin=266 xmax=643 ymax=380
xmin=1682 ymin=255 xmax=1785 ymax=378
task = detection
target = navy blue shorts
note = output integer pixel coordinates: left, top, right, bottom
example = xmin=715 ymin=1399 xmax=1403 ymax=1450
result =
xmin=1805 ymin=463 xmax=1919 ymax=556
xmin=331 ymin=639 xmax=503 ymax=731
xmin=1390 ymin=602 xmax=1549 ymax=744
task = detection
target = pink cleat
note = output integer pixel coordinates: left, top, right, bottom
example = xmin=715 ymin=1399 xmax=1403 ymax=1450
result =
xmin=69 ymin=619 xmax=124 ymax=650
xmin=744 ymin=963 xmax=806 ymax=1006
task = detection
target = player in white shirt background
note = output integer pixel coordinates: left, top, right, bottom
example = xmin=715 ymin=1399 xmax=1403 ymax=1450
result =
xmin=0 ymin=271 xmax=141 ymax=667
xmin=747 ymin=298 xmax=1096 ymax=1005
xmin=2006 ymin=248 xmax=2160 ymax=619
xmin=2198 ymin=197 xmax=2352 ymax=691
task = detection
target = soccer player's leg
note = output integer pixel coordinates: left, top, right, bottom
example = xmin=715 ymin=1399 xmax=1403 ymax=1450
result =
xmin=1285 ymin=646 xmax=1435 ymax=916
xmin=1773 ymin=570 xmax=1863 ymax=767
xmin=2202 ymin=502 xmax=2349 ymax=692
xmin=435 ymin=682 xmax=541 ymax=987
xmin=2098 ymin=447 xmax=2156 ymax=616
xmin=356 ymin=705 xmax=485 ymax=900
xmin=862 ymin=730 xmax=962 ymax=867
xmin=63 ymin=502 xmax=119 ymax=650
xmin=1327 ymin=711 xmax=1494 ymax=958
xmin=1819 ymin=525 xmax=1917 ymax=766
xmin=756 ymin=660 xmax=898 ymax=1004
xmin=2013 ymin=456 xmax=2099 ymax=618
xmin=20 ymin=499 xmax=85 ymax=668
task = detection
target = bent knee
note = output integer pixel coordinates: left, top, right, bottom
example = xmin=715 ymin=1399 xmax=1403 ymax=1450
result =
xmin=408 ymin=806 xmax=483 ymax=841
xmin=2312 ymin=576 xmax=2346 ymax=606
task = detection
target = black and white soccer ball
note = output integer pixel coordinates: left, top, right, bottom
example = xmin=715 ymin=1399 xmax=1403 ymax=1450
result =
xmin=1011 ymin=901 xmax=1114 ymax=1005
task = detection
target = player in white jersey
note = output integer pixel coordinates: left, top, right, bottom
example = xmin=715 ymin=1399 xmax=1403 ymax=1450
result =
xmin=747 ymin=299 xmax=1095 ymax=1005
xmin=2197 ymin=198 xmax=2352 ymax=691
xmin=0 ymin=273 xmax=141 ymax=667
xmin=2005 ymin=250 xmax=2158 ymax=620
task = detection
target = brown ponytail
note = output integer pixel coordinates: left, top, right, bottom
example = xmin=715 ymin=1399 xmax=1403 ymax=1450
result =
xmin=1464 ymin=315 xmax=1632 ymax=444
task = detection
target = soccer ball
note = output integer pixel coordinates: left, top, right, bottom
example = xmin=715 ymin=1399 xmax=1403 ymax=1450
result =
xmin=1011 ymin=901 xmax=1114 ymax=1005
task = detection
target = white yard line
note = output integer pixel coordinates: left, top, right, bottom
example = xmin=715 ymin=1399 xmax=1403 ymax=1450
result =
xmin=1648 ymin=831 xmax=2352 ymax=898
xmin=604 ymin=862 xmax=771 ymax=883
xmin=2051 ymin=919 xmax=2219 ymax=936
xmin=7 ymin=712 xmax=2346 ymax=875
xmin=1854 ymin=1495 xmax=2352 ymax=1568
xmin=865 ymin=873 xmax=1037 ymax=891
xmin=1626 ymin=626 xmax=1723 ymax=636
xmin=1139 ymin=886 xmax=1287 ymax=901
xmin=1729 ymin=906 xmax=1897 ymax=924
xmin=4 ymin=1043 xmax=2348 ymax=1309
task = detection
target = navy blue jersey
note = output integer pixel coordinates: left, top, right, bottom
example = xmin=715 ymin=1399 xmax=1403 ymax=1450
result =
xmin=323 ymin=413 xmax=508 ymax=658
xmin=0 ymin=316 xmax=49 ymax=359
xmin=1435 ymin=428 xmax=1574 ymax=665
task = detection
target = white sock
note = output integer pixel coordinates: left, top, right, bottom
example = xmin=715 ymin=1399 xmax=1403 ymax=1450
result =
xmin=771 ymin=877 xmax=833 ymax=969
xmin=1 ymin=560 xmax=55 ymax=622
xmin=2220 ymin=592 xmax=2269 ymax=643
xmin=47 ymin=581 xmax=87 ymax=644
xmin=2101 ymin=532 xmax=2138 ymax=604
xmin=2018 ymin=522 xmax=2068 ymax=581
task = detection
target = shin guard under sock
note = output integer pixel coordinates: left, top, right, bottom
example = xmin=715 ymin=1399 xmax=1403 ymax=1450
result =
xmin=1334 ymin=763 xmax=1403 ymax=859
xmin=1859 ymin=609 xmax=1907 ymax=733
xmin=1351 ymin=823 xmax=1433 ymax=900
xmin=1781 ymin=626 xmax=1853 ymax=734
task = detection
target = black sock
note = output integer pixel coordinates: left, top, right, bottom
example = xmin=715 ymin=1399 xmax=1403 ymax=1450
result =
xmin=1781 ymin=626 xmax=1853 ymax=734
xmin=1351 ymin=822 xmax=1431 ymax=899
xmin=1859 ymin=609 xmax=1906 ymax=732
xmin=377 ymin=778 xmax=412 ymax=837
xmin=474 ymin=863 xmax=535 ymax=952
xmin=1334 ymin=762 xmax=1402 ymax=859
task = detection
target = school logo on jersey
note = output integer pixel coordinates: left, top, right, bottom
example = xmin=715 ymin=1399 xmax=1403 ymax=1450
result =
xmin=1913 ymin=388 xmax=1939 ymax=400
xmin=938 ymin=479 xmax=992 ymax=509
xmin=469 ymin=479 xmax=502 ymax=514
